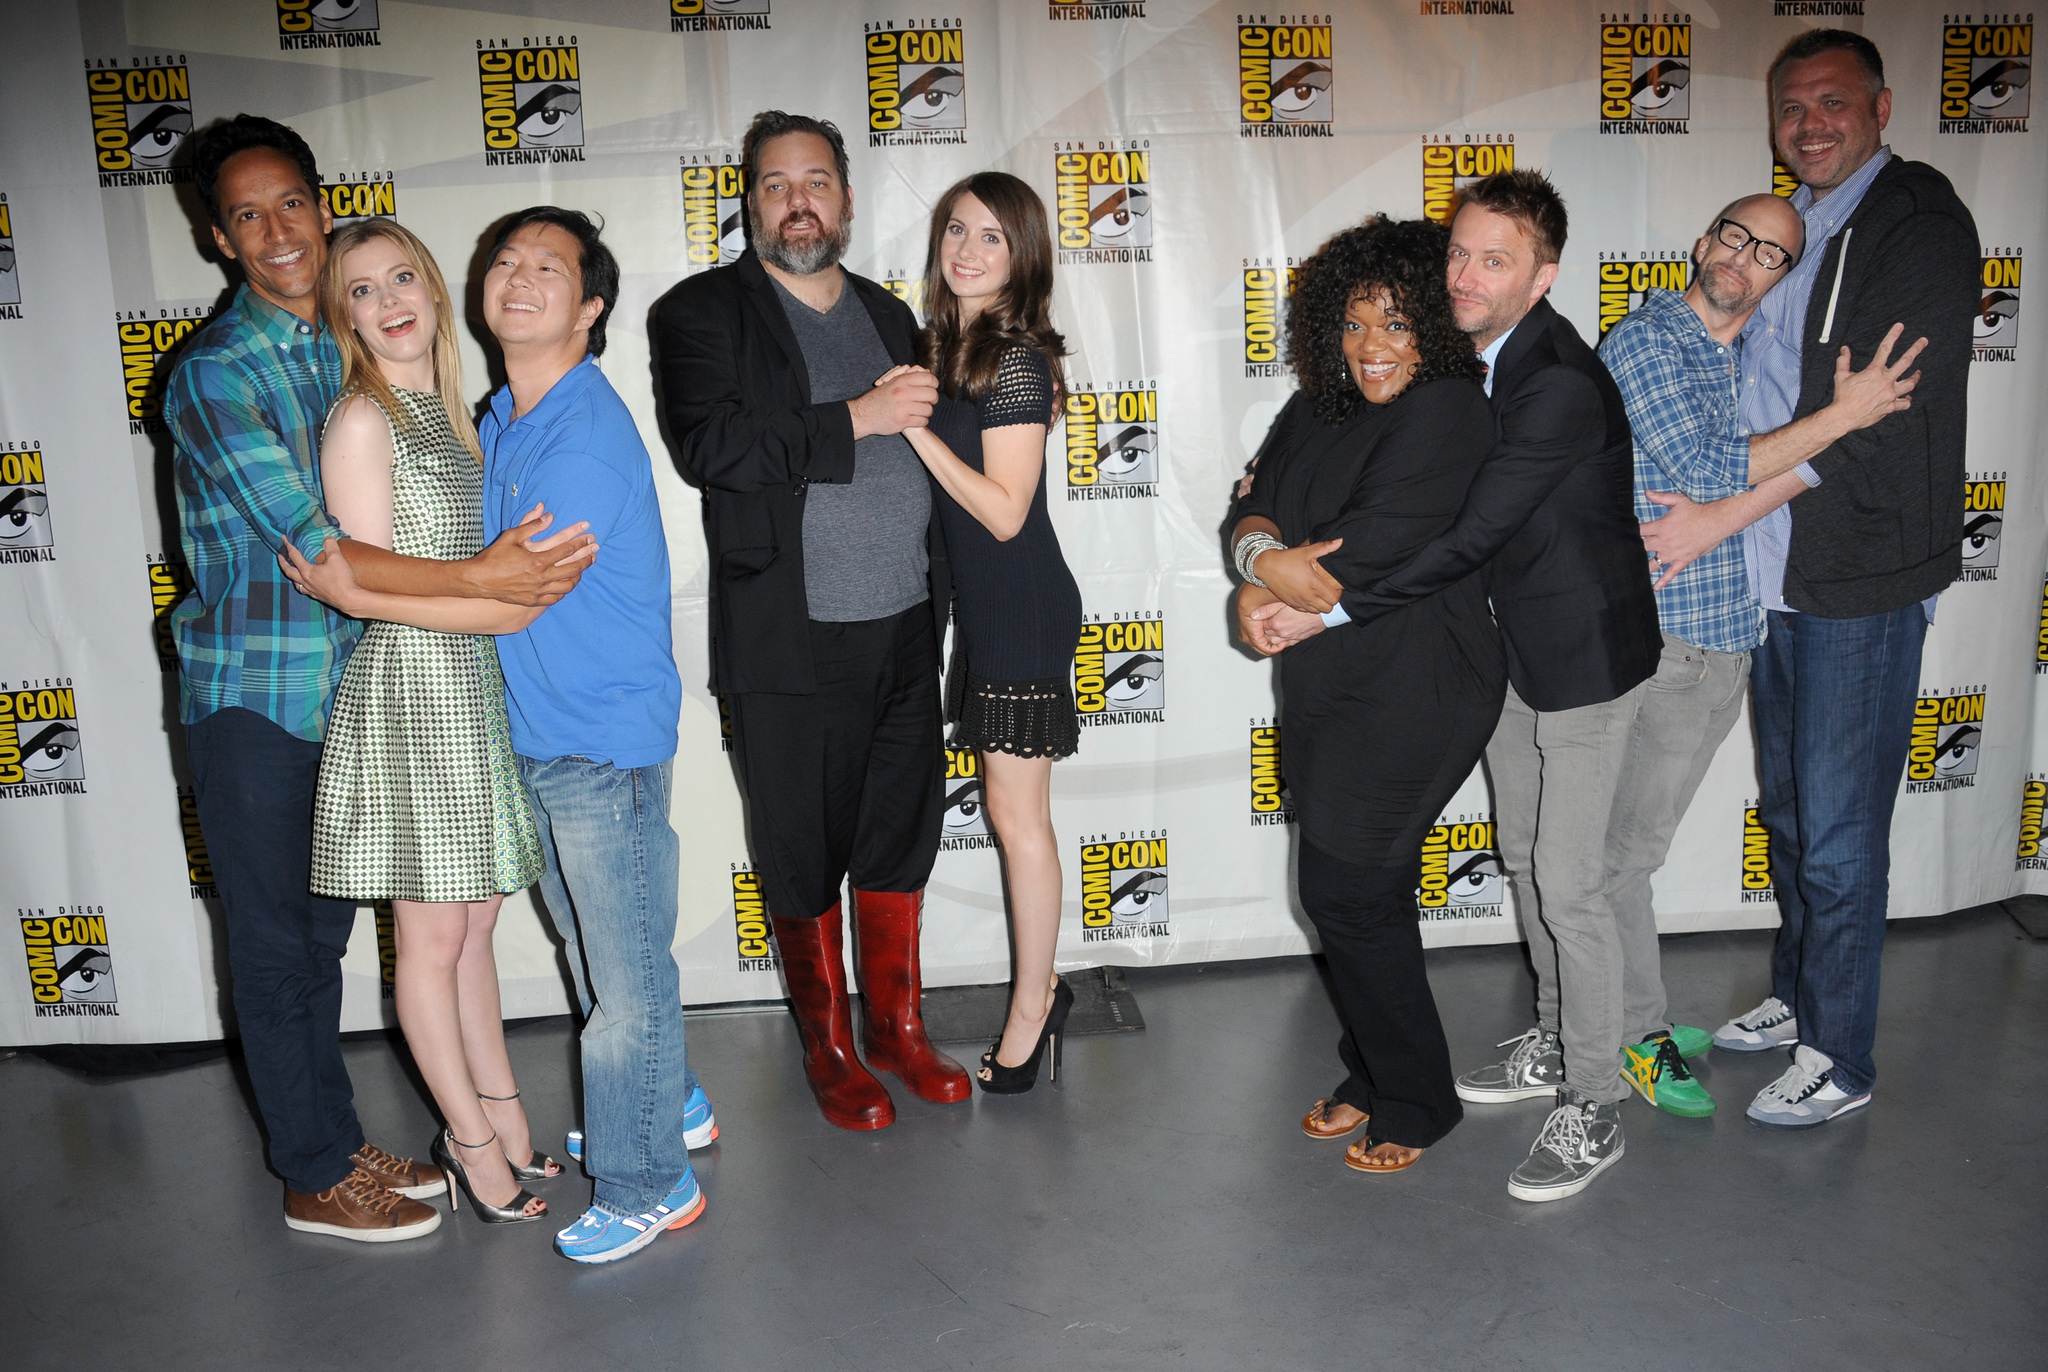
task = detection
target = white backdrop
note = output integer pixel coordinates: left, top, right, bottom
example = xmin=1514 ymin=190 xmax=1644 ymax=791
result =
xmin=0 ymin=0 xmax=2040 ymax=1045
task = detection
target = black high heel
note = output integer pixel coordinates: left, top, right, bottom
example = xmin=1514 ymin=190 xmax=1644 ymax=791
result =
xmin=430 ymin=1129 xmax=547 ymax=1224
xmin=477 ymin=1090 xmax=560 ymax=1183
xmin=978 ymin=977 xmax=1075 ymax=1095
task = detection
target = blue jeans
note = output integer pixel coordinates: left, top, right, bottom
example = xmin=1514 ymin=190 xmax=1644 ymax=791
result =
xmin=518 ymin=755 xmax=693 ymax=1216
xmin=1751 ymin=606 xmax=1927 ymax=1096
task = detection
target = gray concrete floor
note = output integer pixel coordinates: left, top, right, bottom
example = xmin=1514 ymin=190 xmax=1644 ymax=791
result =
xmin=5 ymin=906 xmax=2044 ymax=1371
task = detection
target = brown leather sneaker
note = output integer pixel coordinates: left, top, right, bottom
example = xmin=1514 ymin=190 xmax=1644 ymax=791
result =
xmin=285 ymin=1167 xmax=442 ymax=1243
xmin=352 ymin=1141 xmax=447 ymax=1199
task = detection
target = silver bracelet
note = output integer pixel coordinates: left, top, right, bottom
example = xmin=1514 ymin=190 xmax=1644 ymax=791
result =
xmin=1234 ymin=532 xmax=1285 ymax=588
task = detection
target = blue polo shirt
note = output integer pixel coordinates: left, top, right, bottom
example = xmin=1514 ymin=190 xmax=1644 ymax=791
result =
xmin=480 ymin=357 xmax=680 ymax=768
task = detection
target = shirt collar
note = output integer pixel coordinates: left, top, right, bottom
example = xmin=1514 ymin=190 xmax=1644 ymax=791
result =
xmin=1791 ymin=145 xmax=1892 ymax=235
xmin=234 ymin=282 xmax=319 ymax=345
xmin=490 ymin=354 xmax=599 ymax=432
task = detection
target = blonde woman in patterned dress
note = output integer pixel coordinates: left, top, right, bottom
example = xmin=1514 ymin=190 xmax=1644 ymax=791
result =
xmin=295 ymin=219 xmax=579 ymax=1224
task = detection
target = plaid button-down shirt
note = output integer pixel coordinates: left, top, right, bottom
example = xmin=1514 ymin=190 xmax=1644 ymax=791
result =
xmin=166 ymin=284 xmax=357 ymax=741
xmin=1596 ymin=288 xmax=1764 ymax=654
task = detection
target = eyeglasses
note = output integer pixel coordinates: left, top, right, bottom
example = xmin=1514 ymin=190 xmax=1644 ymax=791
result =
xmin=1714 ymin=219 xmax=1797 ymax=272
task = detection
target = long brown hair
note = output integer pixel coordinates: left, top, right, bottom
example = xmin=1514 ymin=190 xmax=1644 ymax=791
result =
xmin=919 ymin=172 xmax=1066 ymax=410
xmin=317 ymin=217 xmax=481 ymax=461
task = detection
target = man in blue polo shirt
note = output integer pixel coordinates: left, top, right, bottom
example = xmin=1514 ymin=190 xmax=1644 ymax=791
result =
xmin=476 ymin=207 xmax=705 ymax=1264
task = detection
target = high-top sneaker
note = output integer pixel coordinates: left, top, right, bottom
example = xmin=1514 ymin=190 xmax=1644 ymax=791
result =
xmin=1507 ymin=1090 xmax=1626 ymax=1202
xmin=1455 ymin=1027 xmax=1563 ymax=1103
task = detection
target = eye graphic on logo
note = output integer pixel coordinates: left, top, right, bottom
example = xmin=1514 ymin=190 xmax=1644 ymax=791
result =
xmin=1096 ymin=425 xmax=1156 ymax=482
xmin=1631 ymin=60 xmax=1690 ymax=114
xmin=0 ymin=487 xmax=51 ymax=547
xmin=55 ymin=946 xmax=113 ymax=997
xmin=720 ymin=208 xmax=747 ymax=260
xmin=1969 ymin=59 xmax=2030 ymax=116
xmin=901 ymin=66 xmax=964 ymax=128
xmin=310 ymin=0 xmax=375 ymax=29
xmin=1104 ymin=653 xmax=1163 ymax=706
xmin=128 ymin=103 xmax=194 ymax=169
xmin=1447 ymin=852 xmax=1503 ymax=906
xmin=515 ymin=85 xmax=582 ymax=144
xmin=1935 ymin=722 xmax=1981 ymax=776
xmin=0 ymin=242 xmax=15 ymax=274
xmin=1109 ymin=870 xmax=1166 ymax=923
xmin=1271 ymin=61 xmax=1331 ymax=121
xmin=22 ymin=720 xmax=83 ymax=781
xmin=943 ymin=778 xmax=987 ymax=837
xmin=1087 ymin=185 xmax=1150 ymax=246
xmin=1962 ymin=512 xmax=2003 ymax=564
xmin=1976 ymin=290 xmax=2020 ymax=339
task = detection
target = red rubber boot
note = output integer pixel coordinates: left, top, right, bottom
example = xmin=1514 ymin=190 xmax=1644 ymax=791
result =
xmin=770 ymin=905 xmax=895 ymax=1131
xmin=851 ymin=889 xmax=972 ymax=1104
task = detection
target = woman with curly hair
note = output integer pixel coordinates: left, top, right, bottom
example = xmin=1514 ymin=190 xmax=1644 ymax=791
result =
xmin=1230 ymin=215 xmax=1505 ymax=1173
xmin=894 ymin=172 xmax=1081 ymax=1093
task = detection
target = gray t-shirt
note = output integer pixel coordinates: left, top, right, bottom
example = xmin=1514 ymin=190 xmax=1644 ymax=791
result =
xmin=769 ymin=275 xmax=931 ymax=622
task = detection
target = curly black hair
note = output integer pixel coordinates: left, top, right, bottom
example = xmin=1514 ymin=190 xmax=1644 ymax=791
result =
xmin=1285 ymin=215 xmax=1484 ymax=425
xmin=192 ymin=115 xmax=321 ymax=228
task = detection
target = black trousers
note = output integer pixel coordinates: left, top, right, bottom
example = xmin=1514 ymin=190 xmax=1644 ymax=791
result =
xmin=1299 ymin=838 xmax=1465 ymax=1150
xmin=726 ymin=605 xmax=945 ymax=920
xmin=186 ymin=706 xmax=364 ymax=1193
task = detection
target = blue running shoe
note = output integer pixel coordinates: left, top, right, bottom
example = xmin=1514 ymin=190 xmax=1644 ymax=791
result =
xmin=567 ymin=1085 xmax=717 ymax=1162
xmin=554 ymin=1169 xmax=705 ymax=1265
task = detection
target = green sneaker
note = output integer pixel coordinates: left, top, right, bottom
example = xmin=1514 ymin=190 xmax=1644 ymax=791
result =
xmin=1668 ymin=1024 xmax=1713 ymax=1060
xmin=1621 ymin=1033 xmax=1716 ymax=1117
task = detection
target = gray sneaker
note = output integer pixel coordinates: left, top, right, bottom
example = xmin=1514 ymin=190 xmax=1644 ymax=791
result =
xmin=1507 ymin=1090 xmax=1626 ymax=1203
xmin=1713 ymin=996 xmax=1798 ymax=1052
xmin=1456 ymin=1027 xmax=1563 ymax=1103
xmin=1745 ymin=1045 xmax=1871 ymax=1129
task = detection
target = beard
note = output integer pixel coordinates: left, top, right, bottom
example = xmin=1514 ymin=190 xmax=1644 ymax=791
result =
xmin=752 ymin=200 xmax=854 ymax=275
xmin=1696 ymin=261 xmax=1758 ymax=315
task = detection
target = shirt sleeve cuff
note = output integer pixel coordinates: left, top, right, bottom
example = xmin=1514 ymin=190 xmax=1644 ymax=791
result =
xmin=1795 ymin=461 xmax=1823 ymax=488
xmin=1321 ymin=603 xmax=1352 ymax=628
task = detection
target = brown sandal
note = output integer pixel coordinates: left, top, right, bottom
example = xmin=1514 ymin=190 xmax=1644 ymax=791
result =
xmin=1301 ymin=1097 xmax=1368 ymax=1140
xmin=1343 ymin=1138 xmax=1424 ymax=1174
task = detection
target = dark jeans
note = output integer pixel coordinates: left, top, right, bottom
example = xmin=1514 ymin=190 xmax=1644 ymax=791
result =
xmin=1298 ymin=839 xmax=1464 ymax=1149
xmin=725 ymin=605 xmax=944 ymax=919
xmin=186 ymin=707 xmax=363 ymax=1193
xmin=1751 ymin=605 xmax=1927 ymax=1096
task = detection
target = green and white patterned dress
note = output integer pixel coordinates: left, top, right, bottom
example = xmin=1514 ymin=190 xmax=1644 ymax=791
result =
xmin=311 ymin=388 xmax=544 ymax=902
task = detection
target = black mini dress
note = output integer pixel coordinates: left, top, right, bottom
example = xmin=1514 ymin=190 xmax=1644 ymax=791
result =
xmin=926 ymin=345 xmax=1083 ymax=759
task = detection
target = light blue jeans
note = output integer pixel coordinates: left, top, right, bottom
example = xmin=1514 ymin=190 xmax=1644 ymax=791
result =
xmin=518 ymin=754 xmax=694 ymax=1216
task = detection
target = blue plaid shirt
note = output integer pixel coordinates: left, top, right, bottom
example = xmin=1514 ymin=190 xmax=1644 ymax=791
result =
xmin=1597 ymin=288 xmax=1764 ymax=654
xmin=166 ymin=285 xmax=357 ymax=742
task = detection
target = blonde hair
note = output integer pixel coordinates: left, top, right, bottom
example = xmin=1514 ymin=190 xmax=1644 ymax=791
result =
xmin=318 ymin=217 xmax=481 ymax=462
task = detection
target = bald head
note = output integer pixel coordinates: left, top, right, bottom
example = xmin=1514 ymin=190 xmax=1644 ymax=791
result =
xmin=1714 ymin=193 xmax=1803 ymax=262
xmin=1692 ymin=192 xmax=1803 ymax=321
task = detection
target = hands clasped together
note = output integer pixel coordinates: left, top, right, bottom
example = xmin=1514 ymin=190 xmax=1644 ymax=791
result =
xmin=1237 ymin=536 xmax=1345 ymax=657
xmin=278 ymin=501 xmax=599 ymax=616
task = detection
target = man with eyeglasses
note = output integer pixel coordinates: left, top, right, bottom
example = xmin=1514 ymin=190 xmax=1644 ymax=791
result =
xmin=1593 ymin=193 xmax=1922 ymax=1141
xmin=1635 ymin=29 xmax=1979 ymax=1131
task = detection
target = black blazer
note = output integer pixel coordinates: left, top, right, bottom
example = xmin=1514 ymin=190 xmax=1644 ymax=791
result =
xmin=1334 ymin=297 xmax=1660 ymax=712
xmin=653 ymin=252 xmax=951 ymax=695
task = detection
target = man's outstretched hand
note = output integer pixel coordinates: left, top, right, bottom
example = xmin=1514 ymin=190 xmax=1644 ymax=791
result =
xmin=468 ymin=502 xmax=598 ymax=606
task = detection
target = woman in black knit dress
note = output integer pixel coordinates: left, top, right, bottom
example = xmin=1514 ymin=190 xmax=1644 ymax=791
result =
xmin=896 ymin=172 xmax=1080 ymax=1093
xmin=1231 ymin=217 xmax=1505 ymax=1173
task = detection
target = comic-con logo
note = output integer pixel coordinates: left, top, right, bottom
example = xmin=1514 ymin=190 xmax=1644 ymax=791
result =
xmin=880 ymin=272 xmax=929 ymax=316
xmin=1 ymin=445 xmax=53 ymax=565
xmin=0 ymin=681 xmax=86 ymax=798
xmin=19 ymin=906 xmax=117 ymax=1016
xmin=1975 ymin=250 xmax=2021 ymax=362
xmin=1074 ymin=612 xmax=1165 ymax=727
xmin=178 ymin=786 xmax=217 ymax=899
xmin=321 ymin=175 xmax=397 ymax=227
xmin=1941 ymin=23 xmax=2031 ymax=134
xmin=1243 ymin=260 xmax=1300 ymax=378
xmin=1065 ymin=382 xmax=1158 ymax=500
xmin=2018 ymin=777 xmax=2046 ymax=871
xmin=1053 ymin=141 xmax=1152 ymax=265
xmin=681 ymin=155 xmax=746 ymax=269
xmin=2037 ymin=576 xmax=2048 ymax=675
xmin=0 ymin=194 xmax=19 ymax=315
xmin=1239 ymin=21 xmax=1333 ymax=138
xmin=277 ymin=0 xmax=382 ymax=50
xmin=1960 ymin=472 xmax=2005 ymax=582
xmin=1417 ymin=816 xmax=1505 ymax=921
xmin=1772 ymin=160 xmax=1799 ymax=199
xmin=1598 ymin=21 xmax=1691 ymax=135
xmin=731 ymin=865 xmax=778 ymax=971
xmin=85 ymin=59 xmax=194 ymax=188
xmin=1905 ymin=687 xmax=1985 ymax=794
xmin=1597 ymin=252 xmax=1694 ymax=337
xmin=864 ymin=22 xmax=967 ymax=147
xmin=373 ymin=901 xmax=397 ymax=997
xmin=673 ymin=0 xmax=771 ymax=34
xmin=1421 ymin=136 xmax=1514 ymax=224
xmin=1049 ymin=0 xmax=1148 ymax=21
xmin=116 ymin=307 xmax=210 ymax=436
xmin=478 ymin=38 xmax=586 ymax=166
xmin=148 ymin=555 xmax=192 ymax=668
xmin=942 ymin=745 xmax=997 ymax=852
xmin=1740 ymin=804 xmax=1775 ymax=904
xmin=1249 ymin=721 xmax=1293 ymax=826
xmin=1079 ymin=830 xmax=1168 ymax=942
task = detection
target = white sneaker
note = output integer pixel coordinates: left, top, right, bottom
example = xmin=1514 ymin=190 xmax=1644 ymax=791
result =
xmin=1713 ymin=996 xmax=1799 ymax=1053
xmin=1746 ymin=1045 xmax=1871 ymax=1129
